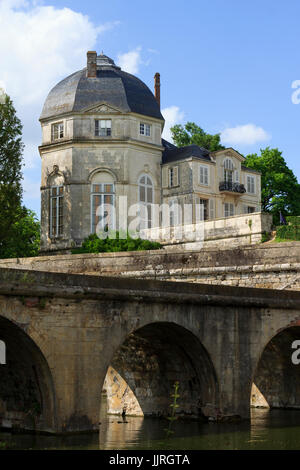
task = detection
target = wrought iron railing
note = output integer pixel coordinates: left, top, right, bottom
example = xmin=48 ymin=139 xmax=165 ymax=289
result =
xmin=219 ymin=181 xmax=246 ymax=193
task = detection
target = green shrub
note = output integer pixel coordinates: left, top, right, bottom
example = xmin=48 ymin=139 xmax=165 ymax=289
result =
xmin=286 ymin=216 xmax=300 ymax=226
xmin=71 ymin=231 xmax=162 ymax=254
xmin=275 ymin=224 xmax=300 ymax=241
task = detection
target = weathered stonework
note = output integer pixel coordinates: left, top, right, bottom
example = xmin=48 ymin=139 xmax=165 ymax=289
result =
xmin=0 ymin=267 xmax=300 ymax=433
xmin=39 ymin=51 xmax=262 ymax=254
xmin=1 ymin=242 xmax=299 ymax=290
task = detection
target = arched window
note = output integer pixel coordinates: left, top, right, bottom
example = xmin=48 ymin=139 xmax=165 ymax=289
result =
xmin=224 ymin=158 xmax=234 ymax=183
xmin=138 ymin=175 xmax=153 ymax=229
xmin=91 ymin=172 xmax=115 ymax=234
xmin=49 ymin=173 xmax=64 ymax=238
xmin=0 ymin=340 xmax=6 ymax=365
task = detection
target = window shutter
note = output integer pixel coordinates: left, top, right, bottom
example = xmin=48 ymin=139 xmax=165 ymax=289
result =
xmin=173 ymin=166 xmax=179 ymax=186
xmin=205 ymin=167 xmax=209 ymax=185
xmin=200 ymin=166 xmax=204 ymax=184
xmin=235 ymin=170 xmax=239 ymax=183
xmin=209 ymin=199 xmax=215 ymax=220
xmin=168 ymin=168 xmax=172 ymax=187
xmin=162 ymin=167 xmax=168 ymax=188
xmin=224 ymin=203 xmax=228 ymax=218
xmin=195 ymin=197 xmax=202 ymax=221
xmin=200 ymin=165 xmax=209 ymax=185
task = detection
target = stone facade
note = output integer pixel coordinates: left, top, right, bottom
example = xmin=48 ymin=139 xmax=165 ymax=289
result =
xmin=162 ymin=148 xmax=261 ymax=223
xmin=39 ymin=51 xmax=262 ymax=254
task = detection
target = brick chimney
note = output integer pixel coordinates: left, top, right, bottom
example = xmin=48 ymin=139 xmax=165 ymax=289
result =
xmin=86 ymin=51 xmax=97 ymax=78
xmin=154 ymin=72 xmax=160 ymax=108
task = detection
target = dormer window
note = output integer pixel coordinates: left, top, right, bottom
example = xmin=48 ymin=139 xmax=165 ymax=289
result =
xmin=51 ymin=122 xmax=64 ymax=141
xmin=140 ymin=123 xmax=151 ymax=136
xmin=95 ymin=119 xmax=111 ymax=137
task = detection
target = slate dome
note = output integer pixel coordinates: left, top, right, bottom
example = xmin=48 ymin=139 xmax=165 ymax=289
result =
xmin=40 ymin=53 xmax=164 ymax=121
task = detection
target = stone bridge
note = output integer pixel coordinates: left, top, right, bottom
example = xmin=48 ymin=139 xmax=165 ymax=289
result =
xmin=1 ymin=267 xmax=300 ymax=434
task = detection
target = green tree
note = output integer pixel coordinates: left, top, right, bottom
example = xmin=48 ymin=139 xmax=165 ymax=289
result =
xmin=0 ymin=92 xmax=40 ymax=259
xmin=244 ymin=147 xmax=300 ymax=224
xmin=0 ymin=209 xmax=40 ymax=259
xmin=170 ymin=122 xmax=225 ymax=151
xmin=0 ymin=93 xmax=25 ymax=243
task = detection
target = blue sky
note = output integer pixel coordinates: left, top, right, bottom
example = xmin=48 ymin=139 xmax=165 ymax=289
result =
xmin=1 ymin=0 xmax=300 ymax=217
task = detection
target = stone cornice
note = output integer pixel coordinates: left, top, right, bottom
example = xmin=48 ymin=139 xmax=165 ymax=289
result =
xmin=39 ymin=137 xmax=164 ymax=155
xmin=39 ymin=110 xmax=164 ymax=125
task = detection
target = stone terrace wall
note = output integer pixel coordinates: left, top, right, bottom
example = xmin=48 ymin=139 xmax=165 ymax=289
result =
xmin=141 ymin=212 xmax=273 ymax=249
xmin=0 ymin=242 xmax=300 ymax=290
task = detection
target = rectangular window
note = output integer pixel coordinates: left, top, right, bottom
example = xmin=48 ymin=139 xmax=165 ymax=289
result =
xmin=51 ymin=122 xmax=64 ymax=141
xmin=140 ymin=123 xmax=151 ymax=136
xmin=91 ymin=183 xmax=115 ymax=233
xmin=224 ymin=202 xmax=234 ymax=218
xmin=247 ymin=175 xmax=255 ymax=194
xmin=196 ymin=198 xmax=208 ymax=221
xmin=95 ymin=120 xmax=112 ymax=137
xmin=50 ymin=186 xmax=63 ymax=237
xmin=247 ymin=206 xmax=255 ymax=213
xmin=199 ymin=165 xmax=209 ymax=185
xmin=169 ymin=199 xmax=180 ymax=226
xmin=169 ymin=166 xmax=179 ymax=187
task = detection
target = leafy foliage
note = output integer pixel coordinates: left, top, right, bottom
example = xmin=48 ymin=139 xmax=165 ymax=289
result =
xmin=0 ymin=93 xmax=41 ymax=259
xmin=0 ymin=208 xmax=40 ymax=259
xmin=276 ymin=215 xmax=300 ymax=241
xmin=0 ymin=94 xmax=25 ymax=242
xmin=71 ymin=231 xmax=162 ymax=254
xmin=164 ymin=381 xmax=180 ymax=438
xmin=170 ymin=122 xmax=225 ymax=151
xmin=244 ymin=147 xmax=300 ymax=225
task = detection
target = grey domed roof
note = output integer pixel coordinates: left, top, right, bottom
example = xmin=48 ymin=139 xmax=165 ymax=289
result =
xmin=40 ymin=54 xmax=164 ymax=121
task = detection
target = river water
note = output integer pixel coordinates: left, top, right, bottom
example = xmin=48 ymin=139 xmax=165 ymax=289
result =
xmin=2 ymin=400 xmax=300 ymax=450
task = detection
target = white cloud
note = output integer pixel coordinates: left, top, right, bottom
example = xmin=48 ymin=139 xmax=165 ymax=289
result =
xmin=161 ymin=106 xmax=185 ymax=142
xmin=117 ymin=47 xmax=142 ymax=74
xmin=0 ymin=0 xmax=119 ymax=217
xmin=0 ymin=1 xmax=118 ymax=106
xmin=221 ymin=124 xmax=271 ymax=146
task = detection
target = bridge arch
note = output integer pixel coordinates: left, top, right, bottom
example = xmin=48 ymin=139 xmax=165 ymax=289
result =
xmin=103 ymin=321 xmax=219 ymax=420
xmin=0 ymin=315 xmax=56 ymax=432
xmin=251 ymin=325 xmax=300 ymax=410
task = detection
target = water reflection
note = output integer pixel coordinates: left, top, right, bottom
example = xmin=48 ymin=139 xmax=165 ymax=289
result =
xmin=2 ymin=405 xmax=300 ymax=450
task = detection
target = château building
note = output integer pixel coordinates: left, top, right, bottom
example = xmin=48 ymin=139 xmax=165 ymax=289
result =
xmin=39 ymin=51 xmax=261 ymax=253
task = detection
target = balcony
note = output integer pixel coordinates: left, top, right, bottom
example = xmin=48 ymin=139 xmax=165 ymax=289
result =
xmin=219 ymin=181 xmax=246 ymax=194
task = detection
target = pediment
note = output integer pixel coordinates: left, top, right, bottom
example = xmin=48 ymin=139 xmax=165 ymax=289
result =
xmin=212 ymin=147 xmax=245 ymax=162
xmin=83 ymin=102 xmax=122 ymax=114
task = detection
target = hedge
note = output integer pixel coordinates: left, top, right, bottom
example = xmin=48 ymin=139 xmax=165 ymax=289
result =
xmin=71 ymin=231 xmax=162 ymax=254
xmin=286 ymin=216 xmax=300 ymax=226
xmin=276 ymin=224 xmax=300 ymax=241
